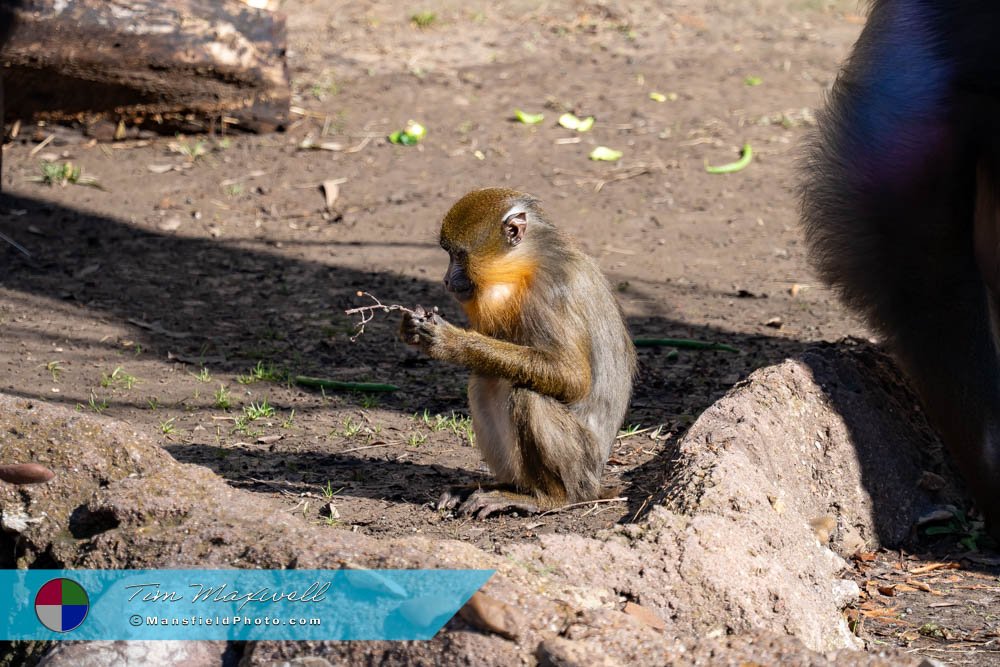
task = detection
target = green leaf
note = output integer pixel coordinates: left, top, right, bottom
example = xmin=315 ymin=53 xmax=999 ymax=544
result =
xmin=558 ymin=113 xmax=595 ymax=132
xmin=589 ymin=146 xmax=623 ymax=161
xmin=388 ymin=120 xmax=426 ymax=145
xmin=514 ymin=109 xmax=545 ymax=125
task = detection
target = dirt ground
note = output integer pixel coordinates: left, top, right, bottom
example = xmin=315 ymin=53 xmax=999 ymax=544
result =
xmin=1 ymin=0 xmax=997 ymax=663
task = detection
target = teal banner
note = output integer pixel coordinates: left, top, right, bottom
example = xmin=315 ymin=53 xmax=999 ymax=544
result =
xmin=0 ymin=569 xmax=493 ymax=640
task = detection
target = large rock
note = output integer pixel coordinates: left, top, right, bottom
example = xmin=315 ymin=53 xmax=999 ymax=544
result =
xmin=0 ymin=344 xmax=955 ymax=665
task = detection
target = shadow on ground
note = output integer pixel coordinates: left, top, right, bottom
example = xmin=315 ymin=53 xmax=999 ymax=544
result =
xmin=0 ymin=192 xmax=956 ymax=546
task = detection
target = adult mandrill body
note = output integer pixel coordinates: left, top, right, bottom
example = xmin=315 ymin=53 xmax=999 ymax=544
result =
xmin=401 ymin=188 xmax=636 ymax=518
xmin=801 ymin=1 xmax=1000 ymax=537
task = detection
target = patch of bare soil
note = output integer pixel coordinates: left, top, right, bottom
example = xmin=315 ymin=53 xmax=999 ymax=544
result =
xmin=1 ymin=0 xmax=997 ymax=663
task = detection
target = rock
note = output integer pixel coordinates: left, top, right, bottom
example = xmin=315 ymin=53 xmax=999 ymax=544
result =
xmin=36 ymin=641 xmax=228 ymax=666
xmin=458 ymin=591 xmax=524 ymax=640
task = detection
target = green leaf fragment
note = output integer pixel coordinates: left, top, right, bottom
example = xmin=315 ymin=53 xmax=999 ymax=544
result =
xmin=405 ymin=120 xmax=426 ymax=139
xmin=705 ymin=143 xmax=753 ymax=174
xmin=558 ymin=113 xmax=595 ymax=132
xmin=514 ymin=109 xmax=545 ymax=125
xmin=388 ymin=120 xmax=426 ymax=145
xmin=589 ymin=146 xmax=623 ymax=161
xmin=744 ymin=76 xmax=763 ymax=86
xmin=649 ymin=92 xmax=667 ymax=102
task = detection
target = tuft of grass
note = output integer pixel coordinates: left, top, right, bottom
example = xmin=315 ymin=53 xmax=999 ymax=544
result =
xmin=101 ymin=366 xmax=137 ymax=390
xmin=170 ymin=137 xmax=209 ymax=161
xmin=282 ymin=409 xmax=296 ymax=429
xmin=232 ymin=398 xmax=275 ymax=436
xmin=237 ymin=360 xmax=285 ymax=385
xmin=192 ymin=367 xmax=212 ymax=383
xmin=233 ymin=415 xmax=261 ymax=437
xmin=339 ymin=416 xmax=363 ymax=438
xmin=147 ymin=397 xmax=161 ymax=410
xmin=407 ymin=432 xmax=428 ymax=447
xmin=45 ymin=360 xmax=63 ymax=382
xmin=86 ymin=393 xmax=109 ymax=414
xmin=34 ymin=161 xmax=102 ymax=188
xmin=410 ymin=10 xmax=437 ymax=27
xmin=413 ymin=410 xmax=474 ymax=444
xmin=213 ymin=385 xmax=232 ymax=410
xmin=244 ymin=399 xmax=276 ymax=420
xmin=321 ymin=481 xmax=343 ymax=500
xmin=159 ymin=418 xmax=177 ymax=435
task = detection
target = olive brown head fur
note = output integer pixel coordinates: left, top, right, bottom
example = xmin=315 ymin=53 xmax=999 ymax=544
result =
xmin=400 ymin=188 xmax=637 ymax=517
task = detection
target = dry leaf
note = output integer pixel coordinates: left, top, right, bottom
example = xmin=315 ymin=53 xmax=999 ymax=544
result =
xmin=321 ymin=180 xmax=341 ymax=211
xmin=908 ymin=561 xmax=958 ymax=575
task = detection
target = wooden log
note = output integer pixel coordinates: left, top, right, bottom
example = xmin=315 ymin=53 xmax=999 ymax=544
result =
xmin=1 ymin=0 xmax=290 ymax=135
xmin=0 ymin=0 xmax=25 ymax=191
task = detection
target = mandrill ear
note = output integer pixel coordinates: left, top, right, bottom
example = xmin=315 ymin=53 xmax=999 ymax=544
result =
xmin=502 ymin=210 xmax=528 ymax=246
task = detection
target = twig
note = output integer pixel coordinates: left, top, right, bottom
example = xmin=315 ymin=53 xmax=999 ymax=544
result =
xmin=345 ymin=135 xmax=373 ymax=153
xmin=594 ymin=166 xmax=653 ymax=192
xmin=29 ymin=134 xmax=54 ymax=157
xmin=538 ymin=496 xmax=627 ymax=516
xmin=340 ymin=442 xmax=393 ymax=454
xmin=633 ymin=337 xmax=739 ymax=353
xmin=0 ymin=230 xmax=31 ymax=258
xmin=344 ymin=291 xmax=417 ymax=341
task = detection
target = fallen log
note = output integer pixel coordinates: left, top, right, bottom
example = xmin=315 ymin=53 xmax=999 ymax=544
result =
xmin=1 ymin=0 xmax=290 ymax=135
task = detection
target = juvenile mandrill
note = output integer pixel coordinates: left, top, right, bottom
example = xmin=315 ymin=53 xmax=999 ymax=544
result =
xmin=401 ymin=188 xmax=636 ymax=517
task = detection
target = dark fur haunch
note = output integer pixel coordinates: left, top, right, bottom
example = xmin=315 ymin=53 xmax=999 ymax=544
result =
xmin=801 ymin=0 xmax=1000 ymax=536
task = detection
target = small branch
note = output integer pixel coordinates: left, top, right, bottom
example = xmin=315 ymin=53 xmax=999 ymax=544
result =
xmin=344 ymin=291 xmax=418 ymax=341
xmin=0 ymin=230 xmax=31 ymax=258
xmin=344 ymin=291 xmax=414 ymax=340
xmin=339 ymin=442 xmax=393 ymax=454
xmin=538 ymin=496 xmax=627 ymax=516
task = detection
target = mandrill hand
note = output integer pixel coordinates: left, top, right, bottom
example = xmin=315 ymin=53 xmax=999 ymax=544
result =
xmin=399 ymin=306 xmax=454 ymax=359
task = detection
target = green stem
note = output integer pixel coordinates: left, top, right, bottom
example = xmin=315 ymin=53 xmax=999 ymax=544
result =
xmin=705 ymin=143 xmax=753 ymax=174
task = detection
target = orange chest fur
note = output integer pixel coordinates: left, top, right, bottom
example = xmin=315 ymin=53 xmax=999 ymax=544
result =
xmin=463 ymin=255 xmax=537 ymax=335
